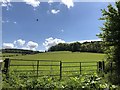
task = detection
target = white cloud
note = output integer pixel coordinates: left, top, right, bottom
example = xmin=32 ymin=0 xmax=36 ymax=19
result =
xmin=2 ymin=20 xmax=9 ymax=23
xmin=21 ymin=47 xmax=30 ymax=50
xmin=39 ymin=50 xmax=45 ymax=52
xmin=61 ymin=29 xmax=64 ymax=32
xmin=3 ymin=39 xmax=38 ymax=51
xmin=14 ymin=39 xmax=26 ymax=46
xmin=43 ymin=37 xmax=65 ymax=50
xmin=24 ymin=0 xmax=40 ymax=7
xmin=48 ymin=0 xmax=54 ymax=4
xmin=27 ymin=41 xmax=38 ymax=50
xmin=67 ymin=39 xmax=102 ymax=44
xmin=2 ymin=20 xmax=17 ymax=24
xmin=3 ymin=43 xmax=14 ymax=49
xmin=79 ymin=39 xmax=101 ymax=43
xmin=13 ymin=21 xmax=17 ymax=24
xmin=6 ymin=20 xmax=9 ymax=23
xmin=61 ymin=0 xmax=74 ymax=9
xmin=1 ymin=0 xmax=74 ymax=10
xmin=51 ymin=9 xmax=60 ymax=14
xmin=1 ymin=0 xmax=11 ymax=7
xmin=13 ymin=41 xmax=16 ymax=44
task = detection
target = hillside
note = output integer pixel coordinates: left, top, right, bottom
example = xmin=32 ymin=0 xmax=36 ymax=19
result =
xmin=9 ymin=51 xmax=105 ymax=62
xmin=1 ymin=48 xmax=40 ymax=54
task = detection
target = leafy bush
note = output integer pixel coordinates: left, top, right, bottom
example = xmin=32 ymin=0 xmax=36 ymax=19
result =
xmin=2 ymin=71 xmax=119 ymax=90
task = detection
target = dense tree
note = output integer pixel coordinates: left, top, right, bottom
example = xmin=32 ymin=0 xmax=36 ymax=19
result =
xmin=98 ymin=1 xmax=120 ymax=84
xmin=69 ymin=42 xmax=81 ymax=52
xmin=48 ymin=41 xmax=103 ymax=53
xmin=80 ymin=41 xmax=103 ymax=53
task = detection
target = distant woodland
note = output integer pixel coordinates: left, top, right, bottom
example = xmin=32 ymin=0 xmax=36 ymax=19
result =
xmin=48 ymin=41 xmax=103 ymax=53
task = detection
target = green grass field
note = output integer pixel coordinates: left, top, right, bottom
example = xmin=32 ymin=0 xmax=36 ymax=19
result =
xmin=2 ymin=51 xmax=106 ymax=77
xmin=8 ymin=51 xmax=105 ymax=61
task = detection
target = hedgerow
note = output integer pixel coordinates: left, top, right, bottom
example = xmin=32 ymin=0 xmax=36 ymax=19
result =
xmin=2 ymin=71 xmax=119 ymax=90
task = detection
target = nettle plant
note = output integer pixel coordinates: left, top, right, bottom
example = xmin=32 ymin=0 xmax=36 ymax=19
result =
xmin=2 ymin=71 xmax=118 ymax=89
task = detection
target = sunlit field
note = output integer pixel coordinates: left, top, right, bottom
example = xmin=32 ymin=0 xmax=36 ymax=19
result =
xmin=2 ymin=51 xmax=105 ymax=77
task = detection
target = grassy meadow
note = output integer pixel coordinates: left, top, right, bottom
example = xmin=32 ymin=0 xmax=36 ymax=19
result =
xmin=2 ymin=51 xmax=106 ymax=77
xmin=5 ymin=51 xmax=105 ymax=61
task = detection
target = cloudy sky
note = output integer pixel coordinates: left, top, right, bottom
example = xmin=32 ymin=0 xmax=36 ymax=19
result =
xmin=2 ymin=0 xmax=114 ymax=51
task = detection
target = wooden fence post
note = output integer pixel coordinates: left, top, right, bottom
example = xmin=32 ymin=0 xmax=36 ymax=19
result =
xmin=80 ymin=62 xmax=81 ymax=74
xmin=3 ymin=58 xmax=10 ymax=74
xmin=98 ymin=61 xmax=102 ymax=72
xmin=102 ymin=61 xmax=105 ymax=72
xmin=97 ymin=61 xmax=105 ymax=73
xmin=97 ymin=62 xmax=99 ymax=72
xmin=37 ymin=60 xmax=39 ymax=77
xmin=60 ymin=61 xmax=62 ymax=80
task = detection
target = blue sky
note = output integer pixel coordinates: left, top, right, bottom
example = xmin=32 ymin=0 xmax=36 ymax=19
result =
xmin=2 ymin=2 xmax=114 ymax=51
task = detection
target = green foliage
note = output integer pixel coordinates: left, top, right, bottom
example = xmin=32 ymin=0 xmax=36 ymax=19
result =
xmin=2 ymin=48 xmax=40 ymax=55
xmin=48 ymin=41 xmax=103 ymax=53
xmin=98 ymin=1 xmax=120 ymax=84
xmin=2 ymin=71 xmax=118 ymax=90
xmin=80 ymin=41 xmax=103 ymax=53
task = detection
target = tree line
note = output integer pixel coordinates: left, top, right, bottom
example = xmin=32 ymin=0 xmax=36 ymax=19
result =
xmin=1 ymin=49 xmax=40 ymax=54
xmin=48 ymin=41 xmax=103 ymax=53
